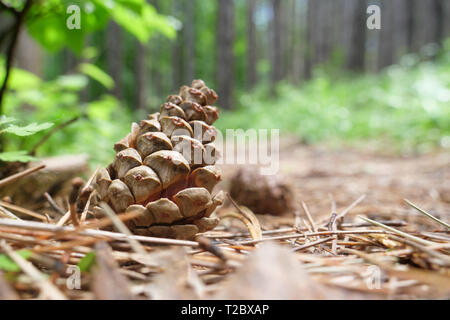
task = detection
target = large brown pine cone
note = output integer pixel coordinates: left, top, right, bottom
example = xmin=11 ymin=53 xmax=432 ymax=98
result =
xmin=92 ymin=80 xmax=224 ymax=240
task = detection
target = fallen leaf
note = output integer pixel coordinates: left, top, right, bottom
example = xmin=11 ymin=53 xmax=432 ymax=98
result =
xmin=213 ymin=242 xmax=328 ymax=299
xmin=91 ymin=242 xmax=135 ymax=300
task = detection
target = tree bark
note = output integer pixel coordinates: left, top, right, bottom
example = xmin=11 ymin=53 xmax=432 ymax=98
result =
xmin=183 ymin=0 xmax=195 ymax=83
xmin=377 ymin=0 xmax=394 ymax=70
xmin=392 ymin=0 xmax=413 ymax=59
xmin=247 ymin=0 xmax=257 ymax=89
xmin=135 ymin=41 xmax=147 ymax=110
xmin=217 ymin=0 xmax=234 ymax=109
xmin=106 ymin=21 xmax=123 ymax=100
xmin=346 ymin=0 xmax=366 ymax=71
xmin=271 ymin=0 xmax=282 ymax=92
xmin=412 ymin=0 xmax=440 ymax=50
xmin=172 ymin=0 xmax=183 ymax=90
xmin=304 ymin=0 xmax=317 ymax=80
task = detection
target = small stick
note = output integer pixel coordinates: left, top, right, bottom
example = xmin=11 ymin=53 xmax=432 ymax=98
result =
xmin=68 ymin=177 xmax=84 ymax=226
xmin=56 ymin=210 xmax=71 ymax=226
xmin=0 ymin=200 xmax=47 ymax=221
xmin=292 ymin=237 xmax=334 ymax=252
xmin=0 ymin=205 xmax=21 ymax=220
xmin=301 ymin=201 xmax=317 ymax=232
xmin=0 ymin=164 xmax=45 ymax=188
xmin=387 ymin=234 xmax=450 ymax=267
xmin=0 ymin=218 xmax=199 ymax=247
xmin=29 ymin=116 xmax=79 ymax=156
xmin=196 ymin=236 xmax=227 ymax=262
xmin=404 ymin=199 xmax=450 ymax=230
xmin=99 ymin=202 xmax=148 ymax=256
xmin=0 ymin=240 xmax=67 ymax=300
xmin=44 ymin=192 xmax=65 ymax=216
xmin=358 ymin=215 xmax=435 ymax=247
xmin=235 ymin=229 xmax=388 ymax=245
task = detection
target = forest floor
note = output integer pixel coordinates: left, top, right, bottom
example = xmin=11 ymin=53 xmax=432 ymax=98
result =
xmin=0 ymin=138 xmax=449 ymax=300
xmin=220 ymin=137 xmax=450 ymax=225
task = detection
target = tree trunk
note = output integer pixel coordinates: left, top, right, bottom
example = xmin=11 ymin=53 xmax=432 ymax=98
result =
xmin=135 ymin=41 xmax=147 ymax=110
xmin=106 ymin=21 xmax=123 ymax=100
xmin=304 ymin=0 xmax=317 ymax=79
xmin=442 ymin=0 xmax=450 ymax=38
xmin=377 ymin=0 xmax=394 ymax=70
xmin=217 ymin=0 xmax=234 ymax=109
xmin=346 ymin=0 xmax=366 ymax=71
xmin=247 ymin=0 xmax=257 ymax=89
xmin=392 ymin=0 xmax=413 ymax=59
xmin=172 ymin=1 xmax=183 ymax=90
xmin=183 ymin=0 xmax=195 ymax=83
xmin=412 ymin=0 xmax=440 ymax=50
xmin=271 ymin=0 xmax=282 ymax=92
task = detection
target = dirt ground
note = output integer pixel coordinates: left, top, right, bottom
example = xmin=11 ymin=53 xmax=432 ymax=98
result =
xmin=219 ymin=138 xmax=450 ymax=229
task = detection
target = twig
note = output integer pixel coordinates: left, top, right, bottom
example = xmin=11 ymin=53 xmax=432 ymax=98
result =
xmin=0 ymin=205 xmax=21 ymax=220
xmin=387 ymin=234 xmax=450 ymax=267
xmin=0 ymin=164 xmax=45 ymax=188
xmin=0 ymin=200 xmax=47 ymax=221
xmin=301 ymin=201 xmax=317 ymax=232
xmin=99 ymin=202 xmax=148 ymax=256
xmin=358 ymin=215 xmax=435 ymax=247
xmin=292 ymin=237 xmax=334 ymax=252
xmin=404 ymin=199 xmax=450 ymax=230
xmin=0 ymin=218 xmax=199 ymax=247
xmin=0 ymin=240 xmax=67 ymax=300
xmin=68 ymin=178 xmax=83 ymax=226
xmin=235 ymin=229 xmax=388 ymax=245
xmin=44 ymin=192 xmax=65 ymax=216
xmin=29 ymin=116 xmax=79 ymax=156
xmin=335 ymin=194 xmax=366 ymax=221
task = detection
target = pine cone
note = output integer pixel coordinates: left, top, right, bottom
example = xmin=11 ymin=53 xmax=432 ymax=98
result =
xmin=229 ymin=168 xmax=294 ymax=216
xmin=92 ymin=80 xmax=224 ymax=240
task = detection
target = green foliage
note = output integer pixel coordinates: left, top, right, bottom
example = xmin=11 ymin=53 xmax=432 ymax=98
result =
xmin=1 ymin=121 xmax=53 ymax=136
xmin=217 ymin=47 xmax=450 ymax=154
xmin=25 ymin=0 xmax=176 ymax=55
xmin=0 ymin=250 xmax=31 ymax=272
xmin=77 ymin=252 xmax=96 ymax=272
xmin=1 ymin=58 xmax=131 ymax=166
xmin=0 ymin=115 xmax=53 ymax=162
xmin=0 ymin=150 xmax=35 ymax=162
xmin=79 ymin=63 xmax=114 ymax=90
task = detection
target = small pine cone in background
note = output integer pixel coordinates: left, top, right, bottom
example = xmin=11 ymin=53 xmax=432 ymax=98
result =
xmin=91 ymin=80 xmax=224 ymax=240
xmin=229 ymin=168 xmax=294 ymax=216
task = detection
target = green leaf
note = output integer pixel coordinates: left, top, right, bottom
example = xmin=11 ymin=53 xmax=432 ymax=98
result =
xmin=8 ymin=68 xmax=42 ymax=90
xmin=2 ymin=122 xmax=53 ymax=136
xmin=78 ymin=252 xmax=96 ymax=272
xmin=0 ymin=250 xmax=31 ymax=272
xmin=0 ymin=116 xmax=17 ymax=126
xmin=56 ymin=74 xmax=88 ymax=91
xmin=87 ymin=94 xmax=118 ymax=120
xmin=79 ymin=63 xmax=114 ymax=89
xmin=0 ymin=151 xmax=36 ymax=163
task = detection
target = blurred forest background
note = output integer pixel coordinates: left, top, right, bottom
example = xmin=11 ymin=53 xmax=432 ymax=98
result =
xmin=0 ymin=0 xmax=449 ymax=167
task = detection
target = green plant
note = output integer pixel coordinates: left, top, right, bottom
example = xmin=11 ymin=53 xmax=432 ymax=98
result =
xmin=0 ymin=116 xmax=53 ymax=162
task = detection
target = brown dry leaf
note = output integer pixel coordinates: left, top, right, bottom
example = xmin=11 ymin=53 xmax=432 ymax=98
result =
xmin=91 ymin=241 xmax=136 ymax=300
xmin=144 ymin=247 xmax=203 ymax=299
xmin=213 ymin=242 xmax=329 ymax=299
xmin=0 ymin=271 xmax=18 ymax=300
